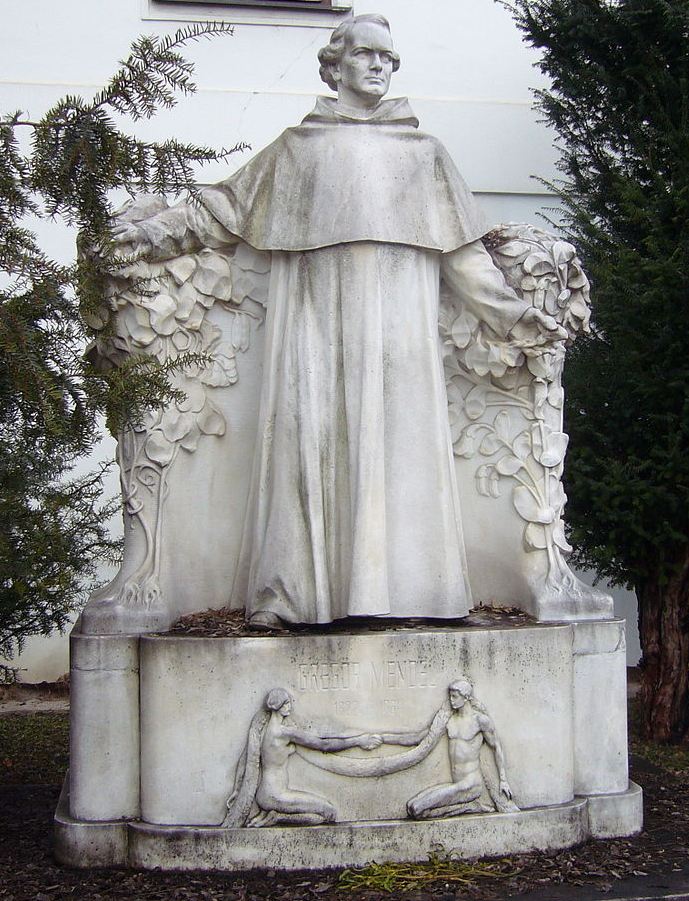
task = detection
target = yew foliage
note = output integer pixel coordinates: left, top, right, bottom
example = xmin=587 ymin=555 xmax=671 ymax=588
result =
xmin=0 ymin=24 xmax=239 ymax=668
xmin=502 ymin=0 xmax=689 ymax=739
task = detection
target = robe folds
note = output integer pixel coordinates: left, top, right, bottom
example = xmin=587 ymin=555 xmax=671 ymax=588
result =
xmin=139 ymin=97 xmax=532 ymax=623
xmin=239 ymin=243 xmax=471 ymax=622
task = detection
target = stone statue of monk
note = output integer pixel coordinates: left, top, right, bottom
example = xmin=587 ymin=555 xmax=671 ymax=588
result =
xmin=113 ymin=14 xmax=564 ymax=630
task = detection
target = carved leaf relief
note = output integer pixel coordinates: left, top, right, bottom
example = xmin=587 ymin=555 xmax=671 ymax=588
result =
xmin=513 ymin=485 xmax=556 ymax=525
xmin=495 ymin=455 xmax=523 ymax=476
xmin=90 ymin=195 xmax=264 ymax=610
xmin=145 ymin=430 xmax=176 ymax=467
xmin=443 ymin=223 xmax=592 ymax=588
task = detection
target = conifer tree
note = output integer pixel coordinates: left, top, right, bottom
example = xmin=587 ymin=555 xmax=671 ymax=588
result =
xmin=502 ymin=0 xmax=689 ymax=740
xmin=0 ymin=24 xmax=240 ymax=671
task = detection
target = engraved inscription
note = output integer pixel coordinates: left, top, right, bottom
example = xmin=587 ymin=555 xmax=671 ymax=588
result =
xmin=297 ymin=658 xmax=436 ymax=692
xmin=334 ymin=699 xmax=360 ymax=716
xmin=369 ymin=659 xmax=436 ymax=689
xmin=298 ymin=662 xmax=361 ymax=692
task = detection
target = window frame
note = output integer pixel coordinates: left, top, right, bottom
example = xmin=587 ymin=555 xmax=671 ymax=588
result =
xmin=151 ymin=0 xmax=348 ymax=11
xmin=145 ymin=0 xmax=352 ymax=26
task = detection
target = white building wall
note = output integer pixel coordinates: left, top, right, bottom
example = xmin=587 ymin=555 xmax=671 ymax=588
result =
xmin=0 ymin=0 xmax=639 ymax=678
xmin=0 ymin=0 xmax=559 ymax=213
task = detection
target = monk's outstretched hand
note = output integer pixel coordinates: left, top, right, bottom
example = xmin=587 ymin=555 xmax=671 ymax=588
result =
xmin=508 ymin=306 xmax=568 ymax=346
xmin=111 ymin=222 xmax=152 ymax=259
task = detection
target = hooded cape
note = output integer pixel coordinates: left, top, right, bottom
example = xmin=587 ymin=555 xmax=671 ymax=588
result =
xmin=200 ymin=97 xmax=489 ymax=253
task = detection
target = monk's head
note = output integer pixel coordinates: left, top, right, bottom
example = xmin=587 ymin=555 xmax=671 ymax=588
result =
xmin=318 ymin=14 xmax=401 ymax=108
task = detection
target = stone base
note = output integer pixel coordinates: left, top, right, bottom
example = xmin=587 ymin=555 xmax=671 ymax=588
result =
xmin=79 ymin=600 xmax=174 ymax=635
xmin=58 ymin=617 xmax=642 ymax=869
xmin=55 ymin=777 xmax=642 ymax=870
xmin=54 ymin=774 xmax=129 ymax=869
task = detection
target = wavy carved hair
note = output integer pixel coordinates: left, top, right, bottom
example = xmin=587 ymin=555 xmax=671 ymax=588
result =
xmin=449 ymin=678 xmax=473 ymax=698
xmin=264 ymin=687 xmax=291 ymax=711
xmin=317 ymin=14 xmax=401 ymax=92
xmin=448 ymin=678 xmax=489 ymax=715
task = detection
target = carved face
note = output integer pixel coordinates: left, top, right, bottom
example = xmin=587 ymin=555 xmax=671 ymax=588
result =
xmin=279 ymin=698 xmax=293 ymax=717
xmin=449 ymin=688 xmax=469 ymax=710
xmin=331 ymin=21 xmax=395 ymax=107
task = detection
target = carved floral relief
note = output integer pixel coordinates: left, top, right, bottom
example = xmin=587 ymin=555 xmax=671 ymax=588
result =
xmin=87 ymin=197 xmax=268 ymax=611
xmin=441 ymin=224 xmax=594 ymax=597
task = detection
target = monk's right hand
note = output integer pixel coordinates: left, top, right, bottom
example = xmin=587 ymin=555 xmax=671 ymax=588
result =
xmin=111 ymin=222 xmax=152 ymax=258
xmin=358 ymin=733 xmax=383 ymax=750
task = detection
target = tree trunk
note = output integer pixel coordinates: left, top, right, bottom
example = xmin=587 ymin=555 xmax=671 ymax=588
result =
xmin=637 ymin=549 xmax=689 ymax=742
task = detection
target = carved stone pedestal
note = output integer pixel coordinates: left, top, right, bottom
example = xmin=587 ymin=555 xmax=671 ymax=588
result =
xmin=56 ymin=617 xmax=642 ymax=871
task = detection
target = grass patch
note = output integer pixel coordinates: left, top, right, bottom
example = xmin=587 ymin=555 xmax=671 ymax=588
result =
xmin=0 ymin=711 xmax=69 ymax=785
xmin=338 ymin=848 xmax=519 ymax=892
xmin=632 ymin=739 xmax=689 ymax=774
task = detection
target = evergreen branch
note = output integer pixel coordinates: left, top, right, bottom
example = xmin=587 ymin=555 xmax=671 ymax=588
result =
xmin=93 ymin=22 xmax=234 ymax=120
xmin=0 ymin=25 xmax=236 ymax=659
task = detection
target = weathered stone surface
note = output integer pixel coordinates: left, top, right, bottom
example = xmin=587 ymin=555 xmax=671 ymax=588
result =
xmin=128 ymin=802 xmax=591 ymax=871
xmin=56 ymin=781 xmax=644 ymax=871
xmin=60 ymin=618 xmax=642 ymax=870
xmin=81 ymin=15 xmax=610 ymax=636
xmin=69 ymin=631 xmax=140 ymax=821
xmin=55 ymin=778 xmax=129 ymax=868
xmin=60 ymin=14 xmax=637 ymax=873
xmin=139 ymin=624 xmax=574 ymax=826
xmin=586 ymin=782 xmax=643 ymax=840
xmin=572 ymin=620 xmax=629 ymax=795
